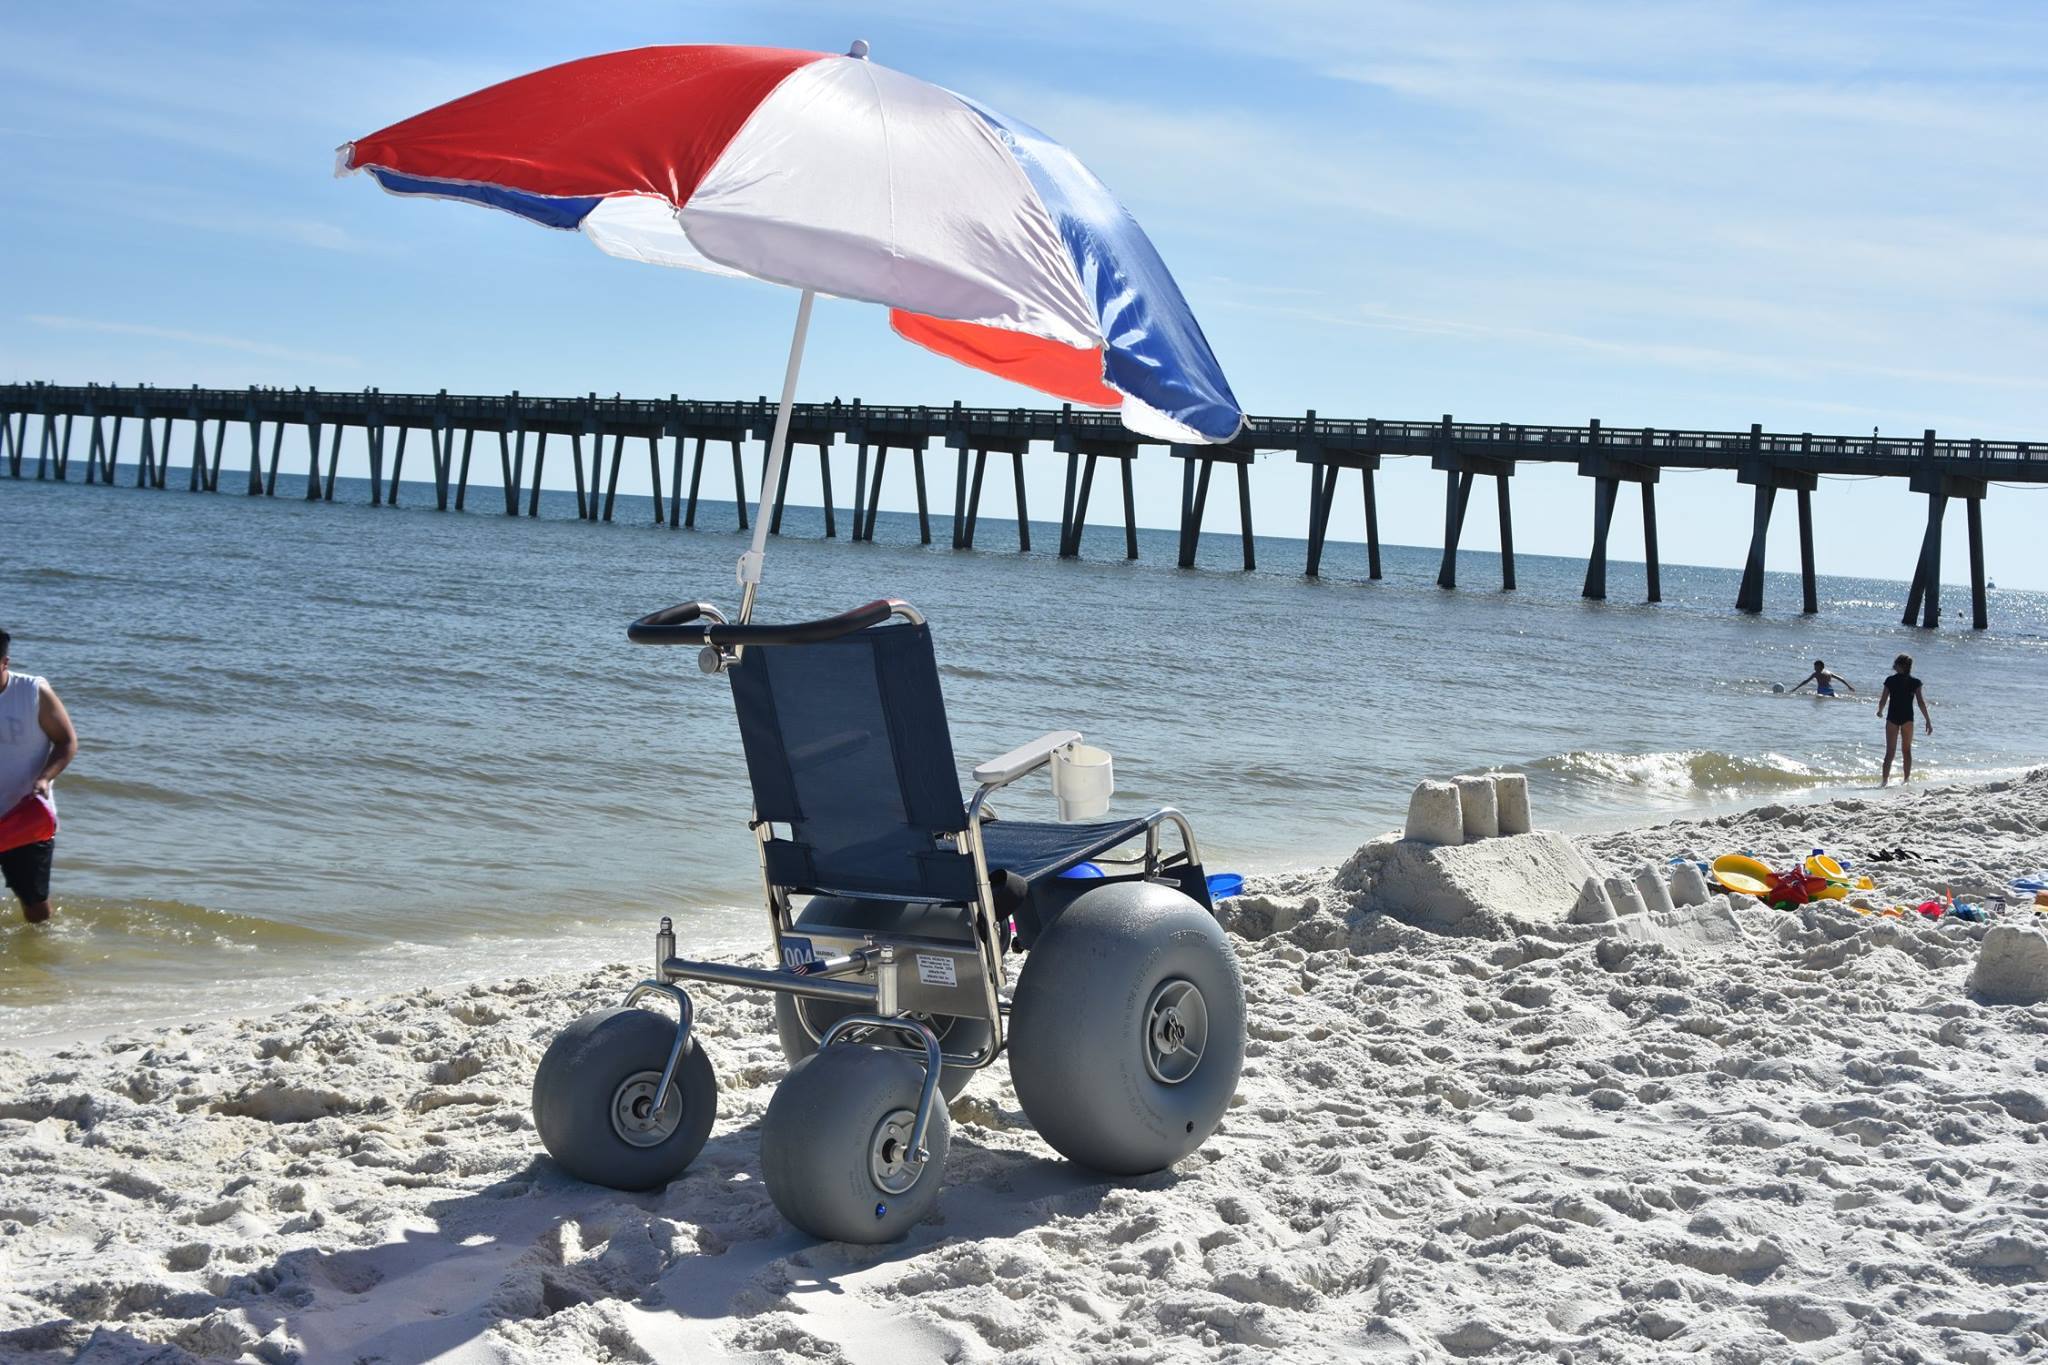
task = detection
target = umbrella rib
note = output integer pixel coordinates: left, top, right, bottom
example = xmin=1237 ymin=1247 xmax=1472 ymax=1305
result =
xmin=855 ymin=59 xmax=899 ymax=265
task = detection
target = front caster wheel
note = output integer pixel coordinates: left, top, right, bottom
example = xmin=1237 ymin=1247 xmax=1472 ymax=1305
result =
xmin=533 ymin=1006 xmax=716 ymax=1191
xmin=760 ymin=1044 xmax=949 ymax=1243
xmin=774 ymin=994 xmax=987 ymax=1101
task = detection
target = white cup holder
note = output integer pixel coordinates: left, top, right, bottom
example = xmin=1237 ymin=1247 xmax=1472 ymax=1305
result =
xmin=1050 ymin=742 xmax=1114 ymax=822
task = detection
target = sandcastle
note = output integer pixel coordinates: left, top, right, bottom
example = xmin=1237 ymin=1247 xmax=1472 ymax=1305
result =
xmin=1377 ymin=773 xmax=1721 ymax=933
xmin=1362 ymin=772 xmax=1601 ymax=930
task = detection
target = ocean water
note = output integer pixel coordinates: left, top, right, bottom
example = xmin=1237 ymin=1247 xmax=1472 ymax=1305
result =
xmin=4 ymin=471 xmax=2045 ymax=1042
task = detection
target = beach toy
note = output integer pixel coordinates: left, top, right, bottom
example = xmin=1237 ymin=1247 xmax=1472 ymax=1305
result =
xmin=1800 ymin=850 xmax=1853 ymax=901
xmin=1950 ymin=903 xmax=1986 ymax=922
xmin=0 ymin=792 xmax=56 ymax=854
xmin=1914 ymin=900 xmax=1944 ymax=920
xmin=1712 ymin=853 xmax=1775 ymax=897
xmin=1805 ymin=852 xmax=1845 ymax=881
xmin=1059 ymin=862 xmax=1106 ymax=880
xmin=1205 ymin=872 xmax=1245 ymax=900
xmin=1762 ymin=865 xmax=1831 ymax=908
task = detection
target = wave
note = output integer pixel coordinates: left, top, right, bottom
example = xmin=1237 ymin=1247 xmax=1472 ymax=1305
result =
xmin=1 ymin=895 xmax=361 ymax=955
xmin=1515 ymin=749 xmax=1852 ymax=794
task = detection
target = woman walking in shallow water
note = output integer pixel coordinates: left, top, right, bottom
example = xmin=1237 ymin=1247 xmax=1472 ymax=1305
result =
xmin=1879 ymin=653 xmax=1932 ymax=786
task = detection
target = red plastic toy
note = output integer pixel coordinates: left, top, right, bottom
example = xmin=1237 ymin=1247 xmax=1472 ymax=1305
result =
xmin=1765 ymin=867 xmax=1829 ymax=907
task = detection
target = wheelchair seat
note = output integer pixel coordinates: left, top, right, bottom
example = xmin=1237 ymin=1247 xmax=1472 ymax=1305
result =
xmin=978 ymin=816 xmax=1154 ymax=884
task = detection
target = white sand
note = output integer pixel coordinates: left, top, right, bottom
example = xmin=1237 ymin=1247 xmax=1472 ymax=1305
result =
xmin=4 ymin=773 xmax=2046 ymax=1363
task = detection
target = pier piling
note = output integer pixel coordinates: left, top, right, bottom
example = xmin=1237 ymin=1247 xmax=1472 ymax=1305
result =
xmin=1968 ymin=494 xmax=1988 ymax=630
xmin=1736 ymin=484 xmax=1775 ymax=614
xmin=1902 ymin=454 xmax=1987 ymax=629
xmin=1053 ymin=419 xmax=1143 ymax=559
xmin=1500 ymin=475 xmax=1518 ymax=592
xmin=569 ymin=431 xmax=587 ymax=520
xmin=1580 ymin=427 xmax=1662 ymax=603
xmin=527 ymin=432 xmax=547 ymax=517
xmin=604 ymin=433 xmax=624 ymax=521
xmin=1011 ymin=451 xmax=1030 ymax=552
xmin=1797 ymin=488 xmax=1816 ymax=615
xmin=456 ymin=429 xmax=476 ymax=512
xmin=1298 ymin=414 xmax=1383 ymax=581
xmin=1437 ymin=469 xmax=1474 ymax=589
xmin=1585 ymin=476 xmax=1620 ymax=601
xmin=817 ymin=440 xmax=835 ymax=537
xmin=678 ymin=434 xmax=700 ymax=528
xmin=1172 ymin=442 xmax=1258 ymax=570
xmin=1638 ymin=481 xmax=1655 ymax=604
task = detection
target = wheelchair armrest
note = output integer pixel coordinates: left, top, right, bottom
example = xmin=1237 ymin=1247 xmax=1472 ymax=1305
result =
xmin=971 ymin=730 xmax=1081 ymax=788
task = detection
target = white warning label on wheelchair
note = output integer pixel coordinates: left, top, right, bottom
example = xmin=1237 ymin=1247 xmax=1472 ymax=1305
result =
xmin=915 ymin=953 xmax=958 ymax=988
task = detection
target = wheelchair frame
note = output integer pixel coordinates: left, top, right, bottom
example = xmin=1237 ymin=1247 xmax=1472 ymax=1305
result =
xmin=620 ymin=597 xmax=1203 ymax=1176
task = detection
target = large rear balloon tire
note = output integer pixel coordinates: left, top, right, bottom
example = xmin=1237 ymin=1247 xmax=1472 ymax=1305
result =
xmin=532 ymin=1006 xmax=716 ymax=1191
xmin=1008 ymin=881 xmax=1245 ymax=1175
xmin=760 ymin=1043 xmax=950 ymax=1244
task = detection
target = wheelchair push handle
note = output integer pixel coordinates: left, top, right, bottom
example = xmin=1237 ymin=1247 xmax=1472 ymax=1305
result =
xmin=628 ymin=597 xmax=919 ymax=647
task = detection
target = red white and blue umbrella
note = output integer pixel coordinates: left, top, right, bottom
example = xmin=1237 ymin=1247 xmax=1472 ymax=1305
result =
xmin=339 ymin=41 xmax=1244 ymax=611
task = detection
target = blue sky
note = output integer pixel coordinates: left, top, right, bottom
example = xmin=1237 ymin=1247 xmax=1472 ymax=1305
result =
xmin=4 ymin=1 xmax=2044 ymax=588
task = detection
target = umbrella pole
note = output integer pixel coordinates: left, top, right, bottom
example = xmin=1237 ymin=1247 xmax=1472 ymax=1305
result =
xmin=737 ymin=288 xmax=816 ymax=624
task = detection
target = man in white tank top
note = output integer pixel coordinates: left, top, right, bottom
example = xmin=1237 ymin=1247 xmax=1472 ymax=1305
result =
xmin=0 ymin=628 xmax=79 ymax=923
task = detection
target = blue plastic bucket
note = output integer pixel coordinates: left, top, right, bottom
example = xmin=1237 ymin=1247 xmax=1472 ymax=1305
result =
xmin=1206 ymin=872 xmax=1245 ymax=901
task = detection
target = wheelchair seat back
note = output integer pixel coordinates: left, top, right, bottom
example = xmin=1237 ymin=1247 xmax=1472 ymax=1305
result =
xmin=728 ymin=621 xmax=981 ymax=904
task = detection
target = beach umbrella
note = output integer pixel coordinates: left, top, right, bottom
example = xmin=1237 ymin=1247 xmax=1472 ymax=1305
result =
xmin=338 ymin=40 xmax=1245 ymax=617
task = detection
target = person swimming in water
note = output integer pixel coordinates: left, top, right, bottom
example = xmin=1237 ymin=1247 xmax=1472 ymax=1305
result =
xmin=1789 ymin=660 xmax=1856 ymax=699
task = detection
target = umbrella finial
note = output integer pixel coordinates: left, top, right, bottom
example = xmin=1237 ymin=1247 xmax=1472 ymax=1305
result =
xmin=847 ymin=38 xmax=870 ymax=59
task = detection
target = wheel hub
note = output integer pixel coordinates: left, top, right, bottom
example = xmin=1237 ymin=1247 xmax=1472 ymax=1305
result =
xmin=610 ymin=1070 xmax=683 ymax=1148
xmin=869 ymin=1108 xmax=922 ymax=1195
xmin=1143 ymin=979 xmax=1209 ymax=1085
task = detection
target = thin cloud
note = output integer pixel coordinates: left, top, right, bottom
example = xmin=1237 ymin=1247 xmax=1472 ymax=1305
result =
xmin=25 ymin=315 xmax=360 ymax=368
xmin=137 ymin=204 xmax=374 ymax=254
xmin=1213 ymin=292 xmax=2048 ymax=394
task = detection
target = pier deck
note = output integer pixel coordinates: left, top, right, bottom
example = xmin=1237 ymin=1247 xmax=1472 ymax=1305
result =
xmin=4 ymin=383 xmax=2039 ymax=628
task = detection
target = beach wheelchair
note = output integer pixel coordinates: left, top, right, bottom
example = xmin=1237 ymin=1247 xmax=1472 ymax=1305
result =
xmin=531 ymin=597 xmax=1244 ymax=1242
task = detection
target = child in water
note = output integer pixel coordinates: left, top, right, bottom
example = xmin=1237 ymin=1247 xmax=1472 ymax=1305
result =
xmin=1789 ymin=660 xmax=1856 ymax=699
xmin=1879 ymin=654 xmax=1932 ymax=785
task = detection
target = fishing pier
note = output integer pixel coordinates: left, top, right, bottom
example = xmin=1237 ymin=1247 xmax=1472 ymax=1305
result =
xmin=4 ymin=382 xmax=2039 ymax=628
